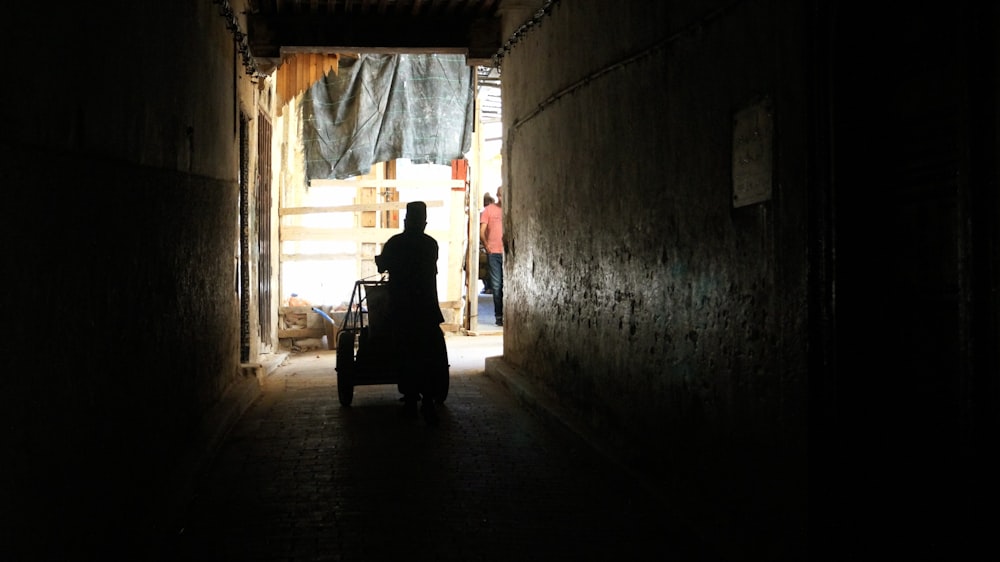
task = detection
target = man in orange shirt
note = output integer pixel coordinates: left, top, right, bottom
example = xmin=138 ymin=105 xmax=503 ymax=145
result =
xmin=479 ymin=186 xmax=504 ymax=326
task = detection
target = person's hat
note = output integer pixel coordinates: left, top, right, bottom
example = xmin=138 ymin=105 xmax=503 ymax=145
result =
xmin=406 ymin=201 xmax=427 ymax=223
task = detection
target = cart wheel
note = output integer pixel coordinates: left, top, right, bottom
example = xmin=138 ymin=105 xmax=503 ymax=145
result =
xmin=336 ymin=331 xmax=355 ymax=407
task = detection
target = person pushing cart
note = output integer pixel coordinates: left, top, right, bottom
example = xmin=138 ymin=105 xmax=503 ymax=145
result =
xmin=374 ymin=201 xmax=449 ymax=423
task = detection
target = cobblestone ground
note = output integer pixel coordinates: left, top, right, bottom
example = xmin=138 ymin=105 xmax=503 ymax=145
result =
xmin=163 ymin=336 xmax=711 ymax=561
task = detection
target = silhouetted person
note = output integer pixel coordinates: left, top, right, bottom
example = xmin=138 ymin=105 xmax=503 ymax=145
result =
xmin=375 ymin=201 xmax=448 ymax=423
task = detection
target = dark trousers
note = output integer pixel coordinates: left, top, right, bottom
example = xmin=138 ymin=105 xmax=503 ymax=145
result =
xmin=488 ymin=252 xmax=503 ymax=320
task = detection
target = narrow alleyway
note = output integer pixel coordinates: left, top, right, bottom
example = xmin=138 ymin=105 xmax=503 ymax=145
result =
xmin=159 ymin=335 xmax=713 ymax=561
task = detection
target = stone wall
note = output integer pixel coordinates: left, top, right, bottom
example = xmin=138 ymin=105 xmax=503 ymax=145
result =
xmin=496 ymin=0 xmax=810 ymax=555
xmin=1 ymin=1 xmax=261 ymax=556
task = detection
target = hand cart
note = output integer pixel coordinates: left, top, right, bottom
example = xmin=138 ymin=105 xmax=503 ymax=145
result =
xmin=333 ymin=275 xmax=449 ymax=407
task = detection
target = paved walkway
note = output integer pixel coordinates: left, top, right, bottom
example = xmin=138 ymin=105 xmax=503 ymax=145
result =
xmin=161 ymin=335 xmax=711 ymax=561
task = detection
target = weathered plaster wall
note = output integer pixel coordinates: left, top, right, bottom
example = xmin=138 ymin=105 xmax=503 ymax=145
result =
xmin=1 ymin=1 xmax=260 ymax=555
xmin=498 ymin=0 xmax=810 ymax=554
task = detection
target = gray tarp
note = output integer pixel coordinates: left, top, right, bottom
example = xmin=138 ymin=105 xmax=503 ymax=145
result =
xmin=302 ymin=54 xmax=475 ymax=181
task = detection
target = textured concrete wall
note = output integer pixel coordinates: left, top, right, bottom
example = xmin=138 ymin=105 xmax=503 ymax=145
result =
xmin=498 ymin=0 xmax=809 ymax=554
xmin=1 ymin=1 xmax=258 ymax=555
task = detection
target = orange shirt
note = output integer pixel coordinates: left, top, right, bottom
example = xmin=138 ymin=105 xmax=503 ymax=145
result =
xmin=479 ymin=203 xmax=503 ymax=254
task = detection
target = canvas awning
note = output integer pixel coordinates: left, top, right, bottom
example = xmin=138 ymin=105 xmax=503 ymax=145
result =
xmin=301 ymin=53 xmax=475 ymax=180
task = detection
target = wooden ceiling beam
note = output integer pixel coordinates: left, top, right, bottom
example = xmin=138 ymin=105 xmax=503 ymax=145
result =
xmin=247 ymin=12 xmax=500 ymax=63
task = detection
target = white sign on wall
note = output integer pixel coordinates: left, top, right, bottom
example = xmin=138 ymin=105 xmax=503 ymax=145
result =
xmin=732 ymin=97 xmax=774 ymax=208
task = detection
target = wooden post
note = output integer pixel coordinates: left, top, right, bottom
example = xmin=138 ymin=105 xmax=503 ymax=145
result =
xmin=359 ymin=164 xmax=380 ymax=279
xmin=466 ymin=69 xmax=484 ymax=331
xmin=384 ymin=160 xmax=399 ymax=228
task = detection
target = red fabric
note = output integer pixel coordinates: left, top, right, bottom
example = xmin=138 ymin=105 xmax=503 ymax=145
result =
xmin=451 ymin=159 xmax=468 ymax=181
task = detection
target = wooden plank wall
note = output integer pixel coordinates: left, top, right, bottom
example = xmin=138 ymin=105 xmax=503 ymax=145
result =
xmin=280 ymin=162 xmax=469 ymax=331
xmin=276 ymin=53 xmax=340 ymax=114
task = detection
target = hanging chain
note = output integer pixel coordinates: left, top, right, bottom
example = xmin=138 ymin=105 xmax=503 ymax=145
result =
xmin=491 ymin=0 xmax=560 ymax=74
xmin=212 ymin=0 xmax=261 ymax=78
